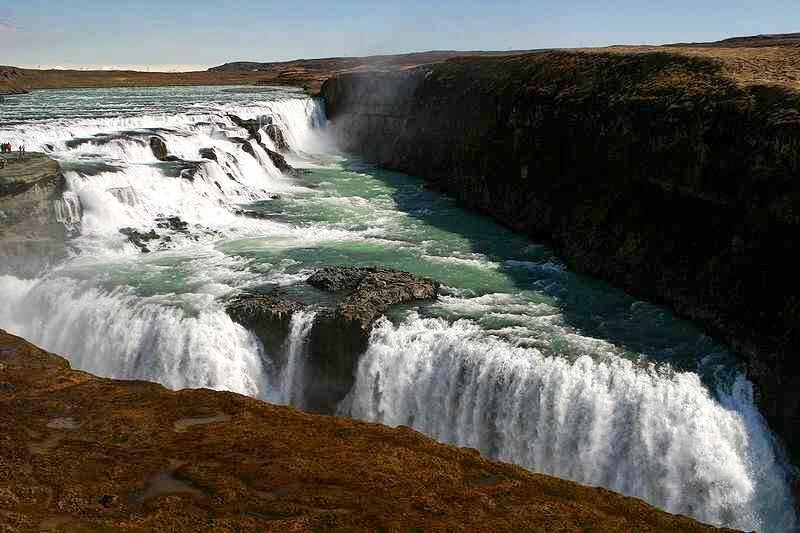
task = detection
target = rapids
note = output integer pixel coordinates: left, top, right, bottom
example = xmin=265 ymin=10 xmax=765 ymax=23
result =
xmin=0 ymin=85 xmax=796 ymax=531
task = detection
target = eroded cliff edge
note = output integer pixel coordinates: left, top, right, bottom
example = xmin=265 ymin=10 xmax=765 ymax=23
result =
xmin=0 ymin=330 xmax=730 ymax=532
xmin=321 ymin=47 xmax=800 ymax=460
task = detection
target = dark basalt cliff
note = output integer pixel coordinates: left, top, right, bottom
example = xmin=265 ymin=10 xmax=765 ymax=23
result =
xmin=321 ymin=49 xmax=800 ymax=460
xmin=0 ymin=329 xmax=733 ymax=532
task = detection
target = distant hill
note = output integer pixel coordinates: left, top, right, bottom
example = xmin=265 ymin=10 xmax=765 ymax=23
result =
xmin=668 ymin=32 xmax=800 ymax=48
xmin=2 ymin=32 xmax=798 ymax=96
xmin=209 ymin=50 xmax=540 ymax=72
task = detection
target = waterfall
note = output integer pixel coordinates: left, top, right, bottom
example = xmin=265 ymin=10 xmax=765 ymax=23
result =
xmin=0 ymin=275 xmax=269 ymax=396
xmin=276 ymin=310 xmax=317 ymax=408
xmin=1 ymin=86 xmax=796 ymax=532
xmin=347 ymin=314 xmax=797 ymax=532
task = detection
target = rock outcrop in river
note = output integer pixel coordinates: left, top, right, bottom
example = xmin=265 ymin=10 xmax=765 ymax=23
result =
xmin=0 ymin=328 xmax=728 ymax=531
xmin=226 ymin=267 xmax=440 ymax=412
xmin=228 ymin=114 xmax=297 ymax=175
xmin=321 ymin=46 xmax=800 ymax=462
xmin=0 ymin=153 xmax=73 ymax=275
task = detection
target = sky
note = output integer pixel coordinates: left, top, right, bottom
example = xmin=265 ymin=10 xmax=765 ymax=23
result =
xmin=0 ymin=1 xmax=797 ymax=70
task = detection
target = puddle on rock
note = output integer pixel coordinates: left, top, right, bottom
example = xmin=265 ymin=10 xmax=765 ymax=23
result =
xmin=128 ymin=460 xmax=204 ymax=504
xmin=47 ymin=417 xmax=80 ymax=430
xmin=173 ymin=413 xmax=231 ymax=432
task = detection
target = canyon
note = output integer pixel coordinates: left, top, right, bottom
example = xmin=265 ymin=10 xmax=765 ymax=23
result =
xmin=320 ymin=37 xmax=800 ymax=465
xmin=2 ymin=33 xmax=800 ymax=531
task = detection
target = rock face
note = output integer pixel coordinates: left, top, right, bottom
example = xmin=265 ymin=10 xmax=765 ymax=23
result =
xmin=226 ymin=267 xmax=440 ymax=412
xmin=119 ymin=228 xmax=159 ymax=253
xmin=0 ymin=153 xmax=70 ymax=275
xmin=198 ymin=147 xmax=217 ymax=161
xmin=0 ymin=329 xmax=727 ymax=532
xmin=226 ymin=293 xmax=306 ymax=359
xmin=230 ymin=136 xmax=257 ymax=159
xmin=228 ymin=114 xmax=297 ymax=175
xmin=149 ymin=136 xmax=169 ymax=161
xmin=227 ymin=114 xmax=263 ymax=140
xmin=321 ymin=51 xmax=800 ymax=461
xmin=305 ymin=267 xmax=440 ymax=412
xmin=265 ymin=124 xmax=291 ymax=153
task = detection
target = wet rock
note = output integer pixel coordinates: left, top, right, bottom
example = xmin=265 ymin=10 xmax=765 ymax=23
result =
xmin=305 ymin=267 xmax=440 ymax=412
xmin=227 ymin=114 xmax=262 ymax=140
xmin=226 ymin=293 xmax=306 ymax=358
xmin=227 ymin=114 xmax=297 ymax=175
xmin=265 ymin=124 xmax=291 ymax=153
xmin=199 ymin=148 xmax=217 ymax=161
xmin=157 ymin=157 xmax=202 ymax=181
xmin=149 ymin=137 xmax=168 ymax=161
xmin=156 ymin=216 xmax=189 ymax=233
xmin=230 ymin=137 xmax=256 ymax=159
xmin=264 ymin=147 xmax=296 ymax=176
xmin=119 ymin=228 xmax=159 ymax=253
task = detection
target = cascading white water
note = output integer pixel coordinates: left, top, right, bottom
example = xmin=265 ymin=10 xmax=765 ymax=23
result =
xmin=0 ymin=275 xmax=269 ymax=395
xmin=276 ymin=310 xmax=317 ymax=408
xmin=347 ymin=314 xmax=796 ymax=532
xmin=1 ymin=85 xmax=796 ymax=532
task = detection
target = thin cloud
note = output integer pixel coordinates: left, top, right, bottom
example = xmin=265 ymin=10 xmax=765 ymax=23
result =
xmin=0 ymin=20 xmax=19 ymax=32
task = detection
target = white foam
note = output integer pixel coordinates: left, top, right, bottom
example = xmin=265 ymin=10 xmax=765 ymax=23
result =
xmin=347 ymin=313 xmax=796 ymax=532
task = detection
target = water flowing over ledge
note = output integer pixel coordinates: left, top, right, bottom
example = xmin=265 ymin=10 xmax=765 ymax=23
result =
xmin=0 ymin=85 xmax=796 ymax=532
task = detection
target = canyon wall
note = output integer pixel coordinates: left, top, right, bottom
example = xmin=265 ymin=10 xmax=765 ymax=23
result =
xmin=321 ymin=50 xmax=800 ymax=460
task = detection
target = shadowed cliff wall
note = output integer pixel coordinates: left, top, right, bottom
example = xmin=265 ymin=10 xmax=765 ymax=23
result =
xmin=321 ymin=51 xmax=800 ymax=461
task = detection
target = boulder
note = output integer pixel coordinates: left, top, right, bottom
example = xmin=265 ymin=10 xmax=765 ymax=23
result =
xmin=149 ymin=137 xmax=168 ymax=161
xmin=156 ymin=216 xmax=189 ymax=233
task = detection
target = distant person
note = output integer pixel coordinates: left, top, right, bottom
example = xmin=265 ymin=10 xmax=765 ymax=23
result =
xmin=18 ymin=145 xmax=23 ymax=160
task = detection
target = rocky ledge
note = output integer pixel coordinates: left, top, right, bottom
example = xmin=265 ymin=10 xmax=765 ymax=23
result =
xmin=0 ymin=153 xmax=73 ymax=276
xmin=321 ymin=45 xmax=800 ymax=464
xmin=227 ymin=114 xmax=297 ymax=175
xmin=0 ymin=329 xmax=731 ymax=532
xmin=227 ymin=267 xmax=440 ymax=411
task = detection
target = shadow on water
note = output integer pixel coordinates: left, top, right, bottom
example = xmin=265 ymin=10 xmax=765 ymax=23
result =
xmin=337 ymin=160 xmax=733 ymax=379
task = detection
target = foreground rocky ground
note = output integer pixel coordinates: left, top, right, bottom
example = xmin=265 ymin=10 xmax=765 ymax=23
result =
xmin=0 ymin=330 xmax=732 ymax=532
